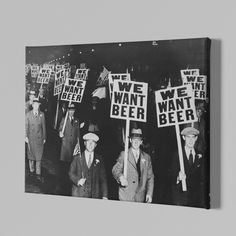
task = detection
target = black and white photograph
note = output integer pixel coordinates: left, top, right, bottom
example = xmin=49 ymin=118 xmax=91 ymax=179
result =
xmin=25 ymin=38 xmax=210 ymax=209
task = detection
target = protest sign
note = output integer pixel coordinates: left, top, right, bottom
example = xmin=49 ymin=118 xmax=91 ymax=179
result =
xmin=61 ymin=77 xmax=87 ymax=103
xmin=56 ymin=65 xmax=64 ymax=72
xmin=74 ymin=68 xmax=89 ymax=80
xmin=36 ymin=68 xmax=52 ymax=84
xmin=54 ymin=69 xmax=66 ymax=96
xmin=155 ymin=84 xmax=197 ymax=127
xmin=181 ymin=73 xmax=207 ymax=100
xmin=31 ymin=65 xmax=40 ymax=78
xmin=110 ymin=80 xmax=148 ymax=122
xmin=180 ymin=69 xmax=199 ymax=79
xmin=108 ymin=73 xmax=131 ymax=99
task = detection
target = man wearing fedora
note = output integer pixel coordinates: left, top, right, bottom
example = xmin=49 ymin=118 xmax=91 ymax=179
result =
xmin=25 ymin=98 xmax=46 ymax=182
xmin=112 ymin=128 xmax=154 ymax=203
xmin=170 ymin=127 xmax=208 ymax=208
xmin=58 ymin=103 xmax=81 ymax=195
xmin=69 ymin=132 xmax=108 ymax=199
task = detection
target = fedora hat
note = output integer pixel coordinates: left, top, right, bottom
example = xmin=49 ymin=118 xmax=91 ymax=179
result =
xmin=129 ymin=128 xmax=143 ymax=139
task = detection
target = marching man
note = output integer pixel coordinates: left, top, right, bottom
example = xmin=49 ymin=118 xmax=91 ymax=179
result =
xmin=58 ymin=103 xmax=80 ymax=195
xmin=112 ymin=128 xmax=154 ymax=203
xmin=170 ymin=127 xmax=206 ymax=208
xmin=69 ymin=132 xmax=108 ymax=199
xmin=25 ymin=98 xmax=46 ymax=182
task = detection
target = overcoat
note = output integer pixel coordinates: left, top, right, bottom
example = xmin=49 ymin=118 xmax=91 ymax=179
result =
xmin=69 ymin=152 xmax=108 ymax=199
xmin=112 ymin=148 xmax=154 ymax=202
xmin=59 ymin=116 xmax=80 ymax=162
xmin=25 ymin=110 xmax=46 ymax=161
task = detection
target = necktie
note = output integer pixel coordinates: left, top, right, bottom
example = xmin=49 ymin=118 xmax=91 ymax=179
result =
xmin=135 ymin=152 xmax=141 ymax=181
xmin=88 ymin=154 xmax=92 ymax=168
xmin=189 ymin=150 xmax=194 ymax=166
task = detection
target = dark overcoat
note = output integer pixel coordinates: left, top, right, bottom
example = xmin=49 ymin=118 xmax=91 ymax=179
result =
xmin=59 ymin=116 xmax=80 ymax=162
xmin=69 ymin=152 xmax=108 ymax=199
xmin=25 ymin=110 xmax=46 ymax=161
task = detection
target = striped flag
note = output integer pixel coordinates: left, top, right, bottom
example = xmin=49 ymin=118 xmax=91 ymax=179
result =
xmin=73 ymin=140 xmax=81 ymax=156
xmin=96 ymin=66 xmax=110 ymax=86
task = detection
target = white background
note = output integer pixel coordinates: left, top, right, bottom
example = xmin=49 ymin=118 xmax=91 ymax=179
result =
xmin=0 ymin=0 xmax=235 ymax=235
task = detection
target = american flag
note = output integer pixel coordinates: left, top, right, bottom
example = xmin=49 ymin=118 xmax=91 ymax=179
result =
xmin=96 ymin=66 xmax=110 ymax=86
xmin=73 ymin=140 xmax=81 ymax=156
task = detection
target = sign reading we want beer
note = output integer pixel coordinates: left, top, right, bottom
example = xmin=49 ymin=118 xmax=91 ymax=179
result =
xmin=110 ymin=80 xmax=148 ymax=122
xmin=155 ymin=84 xmax=197 ymax=127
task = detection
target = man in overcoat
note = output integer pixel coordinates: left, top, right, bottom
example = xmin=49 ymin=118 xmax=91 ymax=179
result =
xmin=58 ymin=103 xmax=80 ymax=195
xmin=25 ymin=98 xmax=46 ymax=181
xmin=69 ymin=132 xmax=108 ymax=199
xmin=112 ymin=128 xmax=154 ymax=203
xmin=170 ymin=127 xmax=208 ymax=208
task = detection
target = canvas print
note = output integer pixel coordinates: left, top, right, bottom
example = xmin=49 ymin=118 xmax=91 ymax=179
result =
xmin=25 ymin=38 xmax=210 ymax=208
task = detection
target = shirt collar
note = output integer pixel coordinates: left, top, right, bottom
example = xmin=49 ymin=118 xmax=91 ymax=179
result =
xmin=185 ymin=146 xmax=196 ymax=159
xmin=131 ymin=148 xmax=140 ymax=160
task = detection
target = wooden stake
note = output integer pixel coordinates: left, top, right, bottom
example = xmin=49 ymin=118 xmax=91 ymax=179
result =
xmin=37 ymin=83 xmax=43 ymax=99
xmin=175 ymin=124 xmax=187 ymax=191
xmin=123 ymin=119 xmax=130 ymax=179
xmin=54 ymin=93 xmax=60 ymax=129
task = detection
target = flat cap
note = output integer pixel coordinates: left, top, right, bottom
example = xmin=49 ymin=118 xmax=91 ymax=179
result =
xmin=83 ymin=132 xmax=99 ymax=142
xmin=181 ymin=127 xmax=199 ymax=136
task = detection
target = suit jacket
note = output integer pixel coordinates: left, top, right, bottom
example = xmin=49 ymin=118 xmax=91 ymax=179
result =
xmin=25 ymin=110 xmax=46 ymax=161
xmin=69 ymin=152 xmax=108 ymax=199
xmin=170 ymin=149 xmax=207 ymax=208
xmin=112 ymin=148 xmax=154 ymax=202
xmin=59 ymin=116 xmax=80 ymax=162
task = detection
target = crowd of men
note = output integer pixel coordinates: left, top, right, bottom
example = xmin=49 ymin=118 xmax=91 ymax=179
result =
xmin=25 ymin=79 xmax=209 ymax=209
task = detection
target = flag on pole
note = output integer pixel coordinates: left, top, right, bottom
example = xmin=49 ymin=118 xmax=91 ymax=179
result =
xmin=92 ymin=87 xmax=106 ymax=99
xmin=96 ymin=66 xmax=110 ymax=86
xmin=73 ymin=140 xmax=81 ymax=156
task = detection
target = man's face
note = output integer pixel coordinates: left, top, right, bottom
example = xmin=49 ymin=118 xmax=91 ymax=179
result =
xmin=68 ymin=109 xmax=75 ymax=117
xmin=183 ymin=135 xmax=198 ymax=149
xmin=84 ymin=140 xmax=97 ymax=153
xmin=130 ymin=137 xmax=142 ymax=150
xmin=32 ymin=102 xmax=39 ymax=111
xmin=196 ymin=109 xmax=203 ymax=118
xmin=29 ymin=94 xmax=35 ymax=101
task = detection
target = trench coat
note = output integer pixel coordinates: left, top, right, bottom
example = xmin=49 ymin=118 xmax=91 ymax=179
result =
xmin=69 ymin=152 xmax=108 ymax=199
xmin=59 ymin=116 xmax=80 ymax=162
xmin=25 ymin=110 xmax=46 ymax=161
xmin=112 ymin=148 xmax=154 ymax=202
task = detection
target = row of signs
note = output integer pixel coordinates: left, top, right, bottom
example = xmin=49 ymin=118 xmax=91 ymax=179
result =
xmin=27 ymin=63 xmax=207 ymax=127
